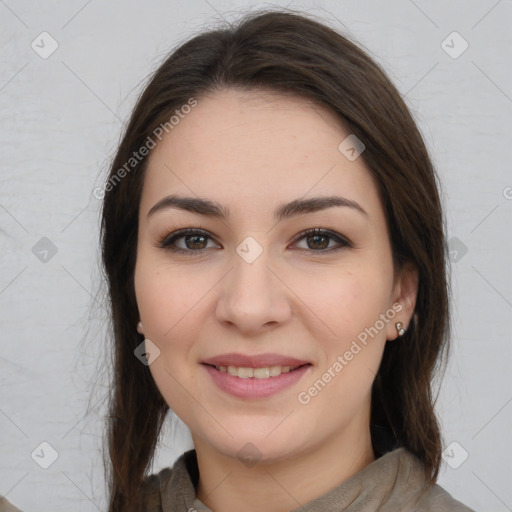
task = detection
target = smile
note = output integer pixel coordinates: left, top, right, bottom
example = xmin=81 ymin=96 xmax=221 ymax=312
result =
xmin=201 ymin=359 xmax=312 ymax=399
xmin=212 ymin=364 xmax=302 ymax=379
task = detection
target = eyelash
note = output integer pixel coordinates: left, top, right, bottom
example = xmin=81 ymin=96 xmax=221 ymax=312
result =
xmin=155 ymin=227 xmax=352 ymax=256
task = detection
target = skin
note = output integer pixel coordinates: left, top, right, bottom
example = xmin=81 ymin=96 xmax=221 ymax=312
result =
xmin=134 ymin=88 xmax=418 ymax=512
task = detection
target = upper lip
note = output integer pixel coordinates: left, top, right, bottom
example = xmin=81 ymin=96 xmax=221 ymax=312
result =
xmin=201 ymin=353 xmax=311 ymax=368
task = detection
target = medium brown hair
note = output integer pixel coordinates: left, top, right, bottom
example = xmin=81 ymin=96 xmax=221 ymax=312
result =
xmin=99 ymin=9 xmax=450 ymax=511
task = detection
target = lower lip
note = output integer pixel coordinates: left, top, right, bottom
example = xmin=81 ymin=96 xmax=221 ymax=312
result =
xmin=202 ymin=364 xmax=311 ymax=399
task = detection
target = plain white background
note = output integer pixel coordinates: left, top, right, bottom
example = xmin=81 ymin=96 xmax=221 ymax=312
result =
xmin=1 ymin=1 xmax=511 ymax=510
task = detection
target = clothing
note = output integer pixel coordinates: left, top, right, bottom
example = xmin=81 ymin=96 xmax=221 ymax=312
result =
xmin=141 ymin=447 xmax=475 ymax=511
xmin=0 ymin=497 xmax=22 ymax=512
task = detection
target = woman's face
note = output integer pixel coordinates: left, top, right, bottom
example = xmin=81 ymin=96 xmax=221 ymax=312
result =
xmin=134 ymin=88 xmax=416 ymax=463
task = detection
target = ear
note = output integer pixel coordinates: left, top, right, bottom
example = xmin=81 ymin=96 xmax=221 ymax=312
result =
xmin=137 ymin=321 xmax=144 ymax=335
xmin=386 ymin=262 xmax=418 ymax=341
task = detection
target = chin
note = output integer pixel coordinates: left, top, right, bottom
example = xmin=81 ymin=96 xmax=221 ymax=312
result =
xmin=192 ymin=415 xmax=310 ymax=464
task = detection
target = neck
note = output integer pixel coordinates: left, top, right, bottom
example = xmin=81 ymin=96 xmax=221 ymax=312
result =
xmin=194 ymin=423 xmax=375 ymax=512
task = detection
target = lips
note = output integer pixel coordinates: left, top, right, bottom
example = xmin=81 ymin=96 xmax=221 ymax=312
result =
xmin=201 ymin=353 xmax=312 ymax=398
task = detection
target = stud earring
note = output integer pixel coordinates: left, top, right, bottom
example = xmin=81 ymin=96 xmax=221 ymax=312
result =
xmin=395 ymin=322 xmax=405 ymax=337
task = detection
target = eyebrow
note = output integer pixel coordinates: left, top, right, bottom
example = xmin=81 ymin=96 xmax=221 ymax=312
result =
xmin=147 ymin=194 xmax=368 ymax=221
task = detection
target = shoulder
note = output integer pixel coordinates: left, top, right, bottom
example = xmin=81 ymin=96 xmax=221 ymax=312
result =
xmin=140 ymin=466 xmax=173 ymax=512
xmin=394 ymin=449 xmax=475 ymax=512
xmin=383 ymin=447 xmax=475 ymax=512
xmin=140 ymin=450 xmax=199 ymax=511
xmin=416 ymin=483 xmax=476 ymax=512
xmin=0 ymin=497 xmax=23 ymax=512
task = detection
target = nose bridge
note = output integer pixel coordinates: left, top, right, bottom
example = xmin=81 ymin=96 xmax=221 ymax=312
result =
xmin=216 ymin=237 xmax=290 ymax=331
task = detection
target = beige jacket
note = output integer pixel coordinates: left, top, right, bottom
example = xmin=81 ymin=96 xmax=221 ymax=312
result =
xmin=0 ymin=447 xmax=475 ymax=511
xmin=0 ymin=498 xmax=22 ymax=512
xmin=140 ymin=447 xmax=476 ymax=511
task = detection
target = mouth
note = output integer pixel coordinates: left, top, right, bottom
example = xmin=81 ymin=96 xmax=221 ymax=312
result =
xmin=204 ymin=363 xmax=309 ymax=379
xmin=200 ymin=353 xmax=312 ymax=398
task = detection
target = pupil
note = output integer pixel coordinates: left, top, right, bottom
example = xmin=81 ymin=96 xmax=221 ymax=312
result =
xmin=310 ymin=235 xmax=328 ymax=249
xmin=187 ymin=235 xmax=205 ymax=249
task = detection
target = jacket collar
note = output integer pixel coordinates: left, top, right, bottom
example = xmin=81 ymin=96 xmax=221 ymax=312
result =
xmin=160 ymin=447 xmax=430 ymax=512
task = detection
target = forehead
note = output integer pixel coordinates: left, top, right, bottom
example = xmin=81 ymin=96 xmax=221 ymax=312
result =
xmin=155 ymin=88 xmax=348 ymax=163
xmin=140 ymin=88 xmax=381 ymax=221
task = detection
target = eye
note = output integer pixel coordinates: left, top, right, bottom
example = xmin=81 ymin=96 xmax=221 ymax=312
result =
xmin=156 ymin=228 xmax=220 ymax=255
xmin=156 ymin=227 xmax=352 ymax=256
xmin=291 ymin=228 xmax=352 ymax=253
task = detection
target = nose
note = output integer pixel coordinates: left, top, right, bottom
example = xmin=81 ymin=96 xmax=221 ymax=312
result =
xmin=215 ymin=247 xmax=292 ymax=335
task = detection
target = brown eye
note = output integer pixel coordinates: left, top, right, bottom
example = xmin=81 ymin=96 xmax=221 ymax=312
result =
xmin=184 ymin=234 xmax=208 ymax=250
xmin=157 ymin=229 xmax=220 ymax=255
xmin=293 ymin=228 xmax=352 ymax=253
xmin=307 ymin=233 xmax=330 ymax=250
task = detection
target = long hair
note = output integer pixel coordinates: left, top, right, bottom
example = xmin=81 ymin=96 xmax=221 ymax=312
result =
xmin=99 ymin=9 xmax=450 ymax=511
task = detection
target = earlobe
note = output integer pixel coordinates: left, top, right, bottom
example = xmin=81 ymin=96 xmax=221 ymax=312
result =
xmin=395 ymin=322 xmax=406 ymax=337
xmin=387 ymin=262 xmax=419 ymax=340
xmin=137 ymin=321 xmax=144 ymax=335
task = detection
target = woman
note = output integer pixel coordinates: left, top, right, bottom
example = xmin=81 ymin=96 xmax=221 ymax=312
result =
xmin=99 ymin=9 xmax=474 ymax=512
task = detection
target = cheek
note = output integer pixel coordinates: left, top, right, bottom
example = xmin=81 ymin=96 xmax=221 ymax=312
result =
xmin=134 ymin=259 xmax=204 ymax=419
xmin=296 ymin=260 xmax=393 ymax=397
xmin=298 ymin=262 xmax=394 ymax=343
xmin=291 ymin=265 xmax=392 ymax=438
xmin=134 ymin=258 xmax=202 ymax=339
xmin=301 ymin=274 xmax=391 ymax=400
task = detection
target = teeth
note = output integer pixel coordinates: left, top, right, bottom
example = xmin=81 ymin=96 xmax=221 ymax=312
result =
xmin=216 ymin=364 xmax=300 ymax=378
xmin=237 ymin=367 xmax=254 ymax=379
xmin=254 ymin=367 xmax=269 ymax=379
xmin=269 ymin=365 xmax=282 ymax=377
